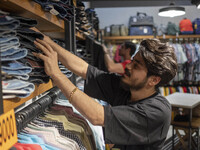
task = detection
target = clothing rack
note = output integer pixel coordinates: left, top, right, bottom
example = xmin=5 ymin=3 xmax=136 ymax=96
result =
xmin=15 ymin=87 xmax=61 ymax=132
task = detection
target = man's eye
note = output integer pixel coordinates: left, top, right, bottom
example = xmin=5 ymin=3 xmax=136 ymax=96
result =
xmin=133 ymin=64 xmax=138 ymax=69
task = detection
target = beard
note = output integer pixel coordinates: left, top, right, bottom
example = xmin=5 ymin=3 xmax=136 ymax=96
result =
xmin=120 ymin=76 xmax=148 ymax=91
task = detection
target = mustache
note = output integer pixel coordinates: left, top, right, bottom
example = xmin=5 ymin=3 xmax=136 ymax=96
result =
xmin=124 ymin=68 xmax=130 ymax=77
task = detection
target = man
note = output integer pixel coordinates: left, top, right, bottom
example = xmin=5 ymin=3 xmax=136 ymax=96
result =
xmin=33 ymin=34 xmax=177 ymax=149
xmin=103 ymin=42 xmax=136 ymax=75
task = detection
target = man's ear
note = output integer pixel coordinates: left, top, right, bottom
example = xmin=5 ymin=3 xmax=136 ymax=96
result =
xmin=149 ymin=76 xmax=161 ymax=86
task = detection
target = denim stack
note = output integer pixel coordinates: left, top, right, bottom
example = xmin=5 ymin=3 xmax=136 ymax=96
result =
xmin=0 ymin=11 xmax=35 ymax=98
xmin=76 ymin=42 xmax=92 ymax=65
xmin=33 ymin=0 xmax=74 ymax=21
xmin=9 ymin=15 xmax=53 ymax=85
xmin=85 ymin=8 xmax=99 ymax=37
xmin=53 ymin=39 xmax=73 ymax=78
xmin=75 ymin=0 xmax=92 ymax=35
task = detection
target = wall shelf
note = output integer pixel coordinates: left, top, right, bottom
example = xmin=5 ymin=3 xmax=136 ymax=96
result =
xmin=0 ymin=0 xmax=85 ymax=40
xmin=0 ymin=0 xmax=65 ymax=38
xmin=103 ymin=35 xmax=200 ymax=43
xmin=3 ymin=81 xmax=53 ymax=113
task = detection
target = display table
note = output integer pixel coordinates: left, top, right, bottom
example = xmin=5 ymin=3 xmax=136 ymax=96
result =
xmin=166 ymin=92 xmax=200 ymax=150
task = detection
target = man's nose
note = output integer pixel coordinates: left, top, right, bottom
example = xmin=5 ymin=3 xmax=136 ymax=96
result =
xmin=126 ymin=62 xmax=131 ymax=69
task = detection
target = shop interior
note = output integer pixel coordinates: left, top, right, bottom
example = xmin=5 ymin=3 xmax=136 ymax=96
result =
xmin=0 ymin=0 xmax=200 ymax=150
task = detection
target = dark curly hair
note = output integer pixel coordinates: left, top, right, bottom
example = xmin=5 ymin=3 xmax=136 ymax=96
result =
xmin=124 ymin=41 xmax=137 ymax=56
xmin=139 ymin=39 xmax=177 ymax=87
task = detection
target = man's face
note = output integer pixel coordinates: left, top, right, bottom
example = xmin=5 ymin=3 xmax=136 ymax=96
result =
xmin=119 ymin=44 xmax=126 ymax=56
xmin=121 ymin=52 xmax=149 ymax=91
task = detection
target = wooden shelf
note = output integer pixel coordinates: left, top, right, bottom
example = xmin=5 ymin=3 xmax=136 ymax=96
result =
xmin=103 ymin=35 xmax=200 ymax=42
xmin=0 ymin=0 xmax=85 ymax=40
xmin=0 ymin=0 xmax=86 ymax=113
xmin=3 ymin=80 xmax=53 ymax=113
xmin=103 ymin=35 xmax=155 ymax=40
xmin=0 ymin=0 xmax=65 ymax=39
xmin=157 ymin=35 xmax=200 ymax=39
xmin=76 ymin=30 xmax=86 ymax=40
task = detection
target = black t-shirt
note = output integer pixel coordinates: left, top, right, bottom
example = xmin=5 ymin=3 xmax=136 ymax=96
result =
xmin=84 ymin=65 xmax=171 ymax=150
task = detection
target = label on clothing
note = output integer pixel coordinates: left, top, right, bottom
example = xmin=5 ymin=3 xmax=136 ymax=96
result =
xmin=106 ymin=27 xmax=111 ymax=32
xmin=0 ymin=109 xmax=18 ymax=150
xmin=143 ymin=28 xmax=148 ymax=33
xmin=50 ymin=8 xmax=59 ymax=16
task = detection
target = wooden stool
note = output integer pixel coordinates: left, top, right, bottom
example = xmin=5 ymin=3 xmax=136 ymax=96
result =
xmin=171 ymin=117 xmax=200 ymax=150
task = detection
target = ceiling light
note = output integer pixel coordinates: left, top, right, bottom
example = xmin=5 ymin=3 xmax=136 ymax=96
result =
xmin=191 ymin=0 xmax=200 ymax=9
xmin=158 ymin=2 xmax=186 ymax=18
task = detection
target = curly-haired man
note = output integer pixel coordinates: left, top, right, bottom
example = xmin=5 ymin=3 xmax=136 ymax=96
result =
xmin=34 ymin=36 xmax=177 ymax=150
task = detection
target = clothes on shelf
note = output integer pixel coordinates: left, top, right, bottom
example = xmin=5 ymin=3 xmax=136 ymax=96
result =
xmin=159 ymin=86 xmax=200 ymax=96
xmin=0 ymin=12 xmax=73 ymax=98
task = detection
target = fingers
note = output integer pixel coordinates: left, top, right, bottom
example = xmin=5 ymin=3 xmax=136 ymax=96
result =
xmin=30 ymin=27 xmax=42 ymax=33
xmin=35 ymin=38 xmax=54 ymax=53
xmin=32 ymin=52 xmax=47 ymax=61
xmin=34 ymin=41 xmax=50 ymax=56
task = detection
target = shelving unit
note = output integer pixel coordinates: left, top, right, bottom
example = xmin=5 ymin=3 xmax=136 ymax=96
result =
xmin=3 ymin=81 xmax=53 ymax=113
xmin=0 ymin=0 xmax=85 ymax=40
xmin=103 ymin=35 xmax=200 ymax=43
xmin=0 ymin=0 xmax=81 ymax=113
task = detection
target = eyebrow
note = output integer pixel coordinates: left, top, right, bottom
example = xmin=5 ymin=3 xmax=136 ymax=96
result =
xmin=133 ymin=58 xmax=144 ymax=66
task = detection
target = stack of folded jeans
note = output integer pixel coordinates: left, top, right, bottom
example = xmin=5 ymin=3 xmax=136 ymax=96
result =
xmin=76 ymin=42 xmax=92 ymax=64
xmin=33 ymin=0 xmax=74 ymax=21
xmin=12 ymin=15 xmax=52 ymax=84
xmin=58 ymin=62 xmax=73 ymax=78
xmin=0 ymin=12 xmax=35 ymax=98
xmin=85 ymin=8 xmax=99 ymax=35
xmin=53 ymin=39 xmax=73 ymax=78
xmin=75 ymin=0 xmax=92 ymax=35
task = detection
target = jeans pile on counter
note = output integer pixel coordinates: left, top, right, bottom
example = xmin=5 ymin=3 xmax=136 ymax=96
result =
xmin=33 ymin=0 xmax=74 ymax=21
xmin=0 ymin=10 xmax=73 ymax=99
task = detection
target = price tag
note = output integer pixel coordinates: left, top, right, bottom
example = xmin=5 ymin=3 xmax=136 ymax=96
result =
xmin=144 ymin=28 xmax=148 ymax=34
xmin=106 ymin=27 xmax=110 ymax=32
xmin=133 ymin=18 xmax=137 ymax=22
xmin=0 ymin=109 xmax=18 ymax=150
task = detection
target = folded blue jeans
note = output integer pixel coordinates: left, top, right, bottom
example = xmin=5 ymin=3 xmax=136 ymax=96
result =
xmin=28 ymin=76 xmax=50 ymax=84
xmin=14 ymin=74 xmax=29 ymax=81
xmin=2 ymin=60 xmax=32 ymax=75
xmin=50 ymin=0 xmax=70 ymax=4
xmin=0 ymin=36 xmax=20 ymax=52
xmin=26 ymin=52 xmax=43 ymax=62
xmin=17 ymin=28 xmax=44 ymax=43
xmin=2 ymin=79 xmax=35 ymax=98
xmin=1 ymin=47 xmax=28 ymax=61
xmin=18 ymin=36 xmax=42 ymax=53
xmin=0 ymin=15 xmax=20 ymax=30
xmin=11 ymin=15 xmax=37 ymax=28
xmin=33 ymin=0 xmax=70 ymax=20
xmin=0 ymin=30 xmax=17 ymax=37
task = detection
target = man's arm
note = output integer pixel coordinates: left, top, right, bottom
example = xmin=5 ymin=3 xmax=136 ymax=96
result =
xmin=34 ymin=39 xmax=105 ymax=126
xmin=102 ymin=45 xmax=124 ymax=74
xmin=32 ymin=28 xmax=88 ymax=79
xmin=47 ymin=38 xmax=88 ymax=79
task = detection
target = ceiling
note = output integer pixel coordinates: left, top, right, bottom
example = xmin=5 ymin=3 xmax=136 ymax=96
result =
xmin=82 ymin=0 xmax=193 ymax=8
